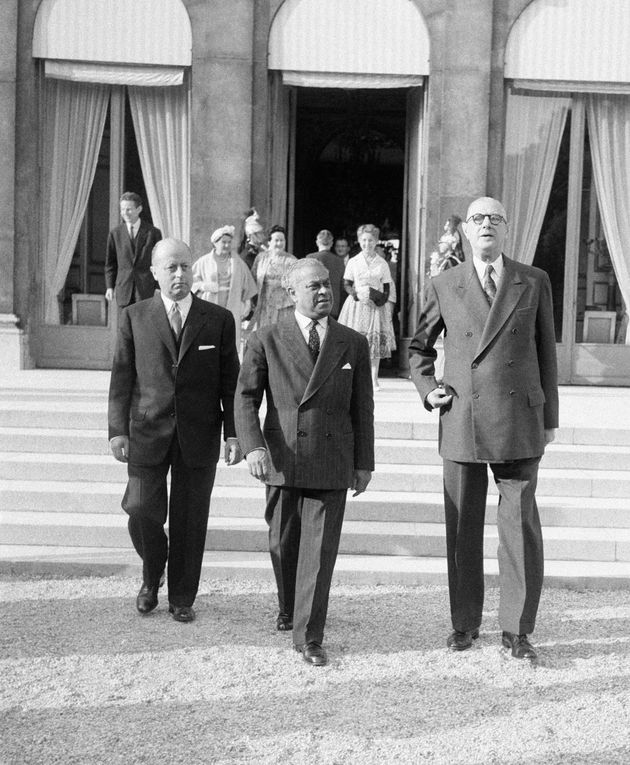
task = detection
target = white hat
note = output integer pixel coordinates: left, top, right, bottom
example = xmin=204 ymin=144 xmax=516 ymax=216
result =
xmin=211 ymin=225 xmax=235 ymax=245
xmin=244 ymin=209 xmax=263 ymax=235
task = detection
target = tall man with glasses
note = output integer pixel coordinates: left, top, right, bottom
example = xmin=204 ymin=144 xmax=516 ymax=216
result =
xmin=409 ymin=197 xmax=558 ymax=660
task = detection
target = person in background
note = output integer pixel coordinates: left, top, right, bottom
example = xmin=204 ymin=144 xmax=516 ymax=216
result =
xmin=238 ymin=208 xmax=267 ymax=271
xmin=105 ymin=191 xmax=162 ymax=311
xmin=192 ymin=225 xmax=257 ymax=357
xmin=408 ymin=197 xmax=558 ymax=661
xmin=249 ymin=225 xmax=297 ymax=330
xmin=334 ymin=237 xmax=351 ymax=268
xmin=307 ymin=229 xmax=346 ymax=318
xmin=235 ymin=258 xmax=374 ymax=667
xmin=108 ymin=238 xmax=242 ymax=624
xmin=338 ymin=224 xmax=396 ymax=392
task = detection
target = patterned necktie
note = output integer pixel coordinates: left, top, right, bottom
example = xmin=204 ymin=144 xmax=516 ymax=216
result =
xmin=129 ymin=225 xmax=135 ymax=243
xmin=483 ymin=264 xmax=497 ymax=305
xmin=170 ymin=303 xmax=182 ymax=339
xmin=308 ymin=320 xmax=320 ymax=361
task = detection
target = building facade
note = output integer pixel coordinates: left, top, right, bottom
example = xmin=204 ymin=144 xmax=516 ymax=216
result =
xmin=2 ymin=0 xmax=629 ymax=385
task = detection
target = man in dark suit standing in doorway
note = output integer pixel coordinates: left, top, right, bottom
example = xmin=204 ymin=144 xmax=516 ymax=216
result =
xmin=105 ymin=191 xmax=162 ymax=309
xmin=307 ymin=229 xmax=346 ymax=318
xmin=235 ymin=258 xmax=374 ymax=666
xmin=108 ymin=238 xmax=242 ymax=623
xmin=409 ymin=196 xmax=558 ymax=660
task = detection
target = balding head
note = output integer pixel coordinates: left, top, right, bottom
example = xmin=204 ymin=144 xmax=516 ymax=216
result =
xmin=150 ymin=238 xmax=193 ymax=301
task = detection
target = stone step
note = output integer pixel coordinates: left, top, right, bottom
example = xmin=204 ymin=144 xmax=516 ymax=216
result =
xmin=3 ymin=428 xmax=629 ymax=472
xmin=2 ymin=452 xmax=630 ymax=497
xmin=3 ymin=545 xmax=630 ymax=589
xmin=2 ymin=480 xmax=630 ymax=528
xmin=3 ymin=510 xmax=630 ymax=563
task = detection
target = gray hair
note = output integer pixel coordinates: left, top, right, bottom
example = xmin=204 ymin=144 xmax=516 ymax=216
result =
xmin=357 ymin=223 xmax=380 ymax=240
xmin=283 ymin=257 xmax=329 ymax=290
xmin=316 ymin=229 xmax=334 ymax=247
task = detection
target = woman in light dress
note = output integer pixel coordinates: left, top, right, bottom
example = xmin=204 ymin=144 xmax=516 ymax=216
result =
xmin=338 ymin=224 xmax=396 ymax=391
xmin=249 ymin=225 xmax=297 ymax=329
xmin=191 ymin=225 xmax=257 ymax=356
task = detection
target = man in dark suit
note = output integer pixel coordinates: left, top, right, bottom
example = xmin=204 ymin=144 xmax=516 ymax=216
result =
xmin=409 ymin=197 xmax=559 ymax=660
xmin=105 ymin=191 xmax=162 ymax=309
xmin=235 ymin=258 xmax=374 ymax=666
xmin=307 ymin=229 xmax=346 ymax=318
xmin=108 ymin=238 xmax=242 ymax=622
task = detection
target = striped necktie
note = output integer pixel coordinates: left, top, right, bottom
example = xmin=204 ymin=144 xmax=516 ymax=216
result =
xmin=308 ymin=320 xmax=320 ymax=361
xmin=483 ymin=264 xmax=497 ymax=305
xmin=169 ymin=303 xmax=182 ymax=339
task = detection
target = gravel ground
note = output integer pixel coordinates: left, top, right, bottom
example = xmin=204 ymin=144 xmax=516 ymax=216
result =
xmin=1 ymin=575 xmax=630 ymax=765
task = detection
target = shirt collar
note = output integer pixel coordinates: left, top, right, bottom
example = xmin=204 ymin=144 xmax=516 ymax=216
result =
xmin=294 ymin=310 xmax=329 ymax=330
xmin=160 ymin=291 xmax=193 ymax=322
xmin=128 ymin=219 xmax=140 ymax=235
xmin=473 ymin=253 xmax=504 ymax=282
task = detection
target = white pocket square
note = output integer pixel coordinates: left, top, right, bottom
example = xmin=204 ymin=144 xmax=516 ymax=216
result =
xmin=341 ymin=362 xmax=352 ymax=370
xmin=198 ymin=345 xmax=216 ymax=351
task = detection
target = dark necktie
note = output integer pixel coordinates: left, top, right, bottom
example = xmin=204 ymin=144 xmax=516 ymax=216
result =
xmin=170 ymin=303 xmax=182 ymax=340
xmin=308 ymin=320 xmax=320 ymax=361
xmin=483 ymin=264 xmax=497 ymax=305
xmin=129 ymin=225 xmax=135 ymax=244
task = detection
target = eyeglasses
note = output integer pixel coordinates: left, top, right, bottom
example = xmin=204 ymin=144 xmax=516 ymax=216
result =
xmin=466 ymin=213 xmax=506 ymax=226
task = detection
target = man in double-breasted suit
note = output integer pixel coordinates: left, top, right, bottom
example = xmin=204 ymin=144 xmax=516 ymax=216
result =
xmin=235 ymin=258 xmax=374 ymax=666
xmin=409 ymin=197 xmax=559 ymax=660
xmin=105 ymin=191 xmax=162 ymax=309
xmin=108 ymin=238 xmax=241 ymax=622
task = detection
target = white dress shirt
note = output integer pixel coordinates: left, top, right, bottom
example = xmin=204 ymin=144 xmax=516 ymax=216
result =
xmin=294 ymin=310 xmax=328 ymax=348
xmin=160 ymin=292 xmax=193 ymax=327
xmin=128 ymin=219 xmax=140 ymax=240
xmin=472 ymin=253 xmax=503 ymax=291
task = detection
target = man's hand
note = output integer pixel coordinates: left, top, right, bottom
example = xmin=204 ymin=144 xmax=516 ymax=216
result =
xmin=246 ymin=448 xmax=269 ymax=482
xmin=351 ymin=469 xmax=372 ymax=497
xmin=105 ymin=288 xmax=114 ymax=302
xmin=426 ymin=387 xmax=453 ymax=409
xmin=544 ymin=428 xmax=556 ymax=445
xmin=110 ymin=435 xmax=129 ymax=462
xmin=224 ymin=437 xmax=243 ymax=465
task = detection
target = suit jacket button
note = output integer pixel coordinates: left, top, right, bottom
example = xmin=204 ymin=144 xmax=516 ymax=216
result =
xmin=473 ymin=393 xmax=479 ymax=399
xmin=509 ymin=390 xmax=516 ymax=396
xmin=170 ymin=412 xmax=176 ymax=417
xmin=326 ymin=433 xmax=332 ymax=438
xmin=465 ymin=331 xmax=473 ymax=337
xmin=297 ymin=430 xmax=306 ymax=437
xmin=511 ymin=328 xmax=518 ymax=334
xmin=507 ymin=360 xmax=514 ymax=366
xmin=471 ymin=362 xmax=478 ymax=369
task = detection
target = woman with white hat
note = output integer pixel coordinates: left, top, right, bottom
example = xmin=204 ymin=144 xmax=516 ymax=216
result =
xmin=192 ymin=225 xmax=257 ymax=355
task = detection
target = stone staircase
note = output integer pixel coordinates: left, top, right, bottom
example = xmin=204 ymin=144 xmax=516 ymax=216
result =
xmin=1 ymin=371 xmax=630 ymax=587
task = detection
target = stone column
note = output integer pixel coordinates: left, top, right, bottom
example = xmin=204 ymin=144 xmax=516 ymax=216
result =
xmin=0 ymin=0 xmax=22 ymax=368
xmin=188 ymin=0 xmax=255 ymax=256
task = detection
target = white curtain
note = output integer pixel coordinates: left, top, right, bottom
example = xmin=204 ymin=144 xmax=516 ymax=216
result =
xmin=128 ymin=82 xmax=190 ymax=241
xmin=502 ymin=91 xmax=570 ymax=264
xmin=587 ymin=94 xmax=630 ymax=343
xmin=267 ymin=71 xmax=292 ymax=232
xmin=43 ymin=79 xmax=110 ymax=323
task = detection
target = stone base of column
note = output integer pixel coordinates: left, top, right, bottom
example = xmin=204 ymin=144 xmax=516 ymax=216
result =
xmin=0 ymin=314 xmax=30 ymax=370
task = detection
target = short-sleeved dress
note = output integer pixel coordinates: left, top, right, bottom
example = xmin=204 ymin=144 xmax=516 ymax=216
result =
xmin=250 ymin=250 xmax=297 ymax=329
xmin=338 ymin=252 xmax=396 ymax=359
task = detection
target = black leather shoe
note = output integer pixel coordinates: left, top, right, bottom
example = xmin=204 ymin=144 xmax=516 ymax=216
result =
xmin=502 ymin=631 xmax=537 ymax=660
xmin=294 ymin=642 xmax=328 ymax=666
xmin=169 ymin=604 xmax=195 ymax=623
xmin=447 ymin=629 xmax=480 ymax=651
xmin=276 ymin=613 xmax=293 ymax=631
xmin=136 ymin=582 xmax=159 ymax=614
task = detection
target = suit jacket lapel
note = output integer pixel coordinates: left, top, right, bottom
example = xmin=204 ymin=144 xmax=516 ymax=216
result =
xmin=277 ymin=319 xmax=314 ymax=390
xmin=133 ymin=221 xmax=148 ymax=263
xmin=302 ymin=319 xmax=347 ymax=404
xmin=150 ymin=294 xmax=178 ymax=359
xmin=455 ymin=260 xmax=490 ymax=333
xmin=178 ymin=296 xmax=206 ymax=362
xmin=476 ymin=256 xmax=526 ymax=358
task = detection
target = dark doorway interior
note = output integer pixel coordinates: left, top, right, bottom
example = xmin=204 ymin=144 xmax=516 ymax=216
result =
xmin=292 ymin=88 xmax=406 ymax=257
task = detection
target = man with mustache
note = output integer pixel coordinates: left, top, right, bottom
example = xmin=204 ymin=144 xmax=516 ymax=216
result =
xmin=108 ymin=238 xmax=242 ymax=623
xmin=235 ymin=258 xmax=374 ymax=666
xmin=409 ymin=197 xmax=559 ymax=660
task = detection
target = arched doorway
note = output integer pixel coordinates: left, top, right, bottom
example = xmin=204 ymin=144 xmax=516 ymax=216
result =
xmin=504 ymin=0 xmax=630 ymax=385
xmin=32 ymin=0 xmax=191 ymax=368
xmin=267 ymin=0 xmax=430 ymax=342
